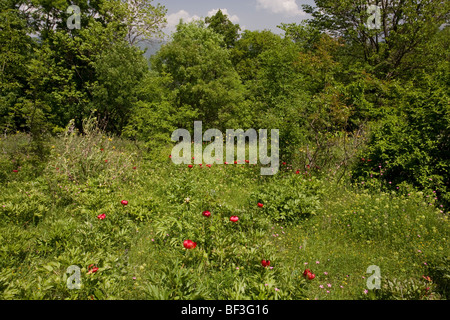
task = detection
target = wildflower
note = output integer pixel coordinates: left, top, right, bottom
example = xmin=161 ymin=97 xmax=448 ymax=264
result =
xmin=97 ymin=213 xmax=106 ymax=220
xmin=202 ymin=210 xmax=211 ymax=218
xmin=257 ymin=203 xmax=264 ymax=208
xmin=230 ymin=216 xmax=239 ymax=222
xmin=261 ymin=260 xmax=270 ymax=267
xmin=183 ymin=240 xmax=197 ymax=250
xmin=121 ymin=200 xmax=128 ymax=206
xmin=87 ymin=264 xmax=99 ymax=274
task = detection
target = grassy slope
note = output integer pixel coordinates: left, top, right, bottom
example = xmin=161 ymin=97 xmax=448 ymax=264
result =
xmin=0 ymin=134 xmax=448 ymax=300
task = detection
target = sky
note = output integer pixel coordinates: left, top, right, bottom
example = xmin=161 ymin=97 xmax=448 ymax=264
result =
xmin=159 ymin=0 xmax=316 ymax=36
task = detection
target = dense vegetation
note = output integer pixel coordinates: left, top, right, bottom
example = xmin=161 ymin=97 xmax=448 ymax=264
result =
xmin=0 ymin=0 xmax=449 ymax=300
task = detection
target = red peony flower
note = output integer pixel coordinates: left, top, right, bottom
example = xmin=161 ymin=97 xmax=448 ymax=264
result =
xmin=104 ymin=159 xmax=108 ymax=163
xmin=87 ymin=264 xmax=99 ymax=274
xmin=121 ymin=200 xmax=128 ymax=206
xmin=97 ymin=213 xmax=106 ymax=220
xmin=12 ymin=170 xmax=18 ymax=173
xmin=230 ymin=216 xmax=239 ymax=222
xmin=245 ymin=160 xmax=250 ymax=163
xmin=282 ymin=162 xmax=286 ymax=165
xmin=188 ymin=164 xmax=193 ymax=168
xmin=169 ymin=155 xmax=172 ymax=159
xmin=133 ymin=166 xmax=137 ymax=170
xmin=422 ymin=275 xmax=432 ymax=282
xmin=202 ymin=210 xmax=211 ymax=217
xmin=296 ymin=170 xmax=300 ymax=174
xmin=206 ymin=164 xmax=212 ymax=168
xmin=224 ymin=162 xmax=229 ymax=165
xmin=257 ymin=203 xmax=264 ymax=208
xmin=261 ymin=260 xmax=271 ymax=267
xmin=183 ymin=240 xmax=197 ymax=249
xmin=303 ymin=269 xmax=315 ymax=280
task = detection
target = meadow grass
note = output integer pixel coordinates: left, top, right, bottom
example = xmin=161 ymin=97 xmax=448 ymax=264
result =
xmin=0 ymin=132 xmax=448 ymax=300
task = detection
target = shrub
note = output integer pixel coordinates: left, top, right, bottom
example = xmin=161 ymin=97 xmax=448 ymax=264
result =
xmin=250 ymin=174 xmax=323 ymax=224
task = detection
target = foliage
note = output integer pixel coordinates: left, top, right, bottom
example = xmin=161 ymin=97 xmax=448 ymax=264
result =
xmin=0 ymin=0 xmax=449 ymax=301
xmin=250 ymin=174 xmax=323 ymax=224
xmin=205 ymin=9 xmax=241 ymax=49
xmin=151 ymin=20 xmax=247 ymax=130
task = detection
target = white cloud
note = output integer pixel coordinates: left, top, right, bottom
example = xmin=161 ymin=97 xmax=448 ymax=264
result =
xmin=256 ymin=0 xmax=306 ymax=16
xmin=165 ymin=10 xmax=200 ymax=34
xmin=207 ymin=8 xmax=240 ymax=24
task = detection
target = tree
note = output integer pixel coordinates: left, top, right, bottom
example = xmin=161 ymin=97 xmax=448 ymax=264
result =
xmin=231 ymin=30 xmax=284 ymax=82
xmin=0 ymin=0 xmax=167 ymax=134
xmin=303 ymin=0 xmax=450 ymax=79
xmin=278 ymin=21 xmax=322 ymax=51
xmin=101 ymin=0 xmax=167 ymax=46
xmin=205 ymin=9 xmax=240 ymax=49
xmin=0 ymin=1 xmax=35 ymax=134
xmin=151 ymin=21 xmax=247 ymax=130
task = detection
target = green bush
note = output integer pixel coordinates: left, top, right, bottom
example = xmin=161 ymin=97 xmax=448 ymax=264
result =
xmin=250 ymin=174 xmax=323 ymax=224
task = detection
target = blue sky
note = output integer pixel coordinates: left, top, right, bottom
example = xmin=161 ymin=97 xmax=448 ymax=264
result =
xmin=160 ymin=0 xmax=316 ymax=36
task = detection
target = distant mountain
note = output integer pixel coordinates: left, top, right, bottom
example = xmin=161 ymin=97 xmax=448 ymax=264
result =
xmin=136 ymin=40 xmax=167 ymax=60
